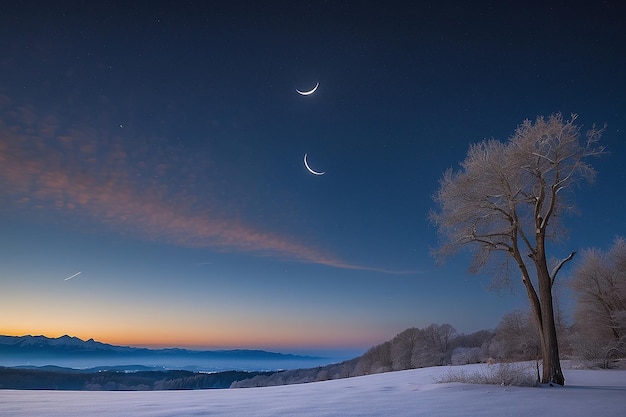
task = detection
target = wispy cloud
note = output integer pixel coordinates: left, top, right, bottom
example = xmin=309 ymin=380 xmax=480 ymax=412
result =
xmin=0 ymin=98 xmax=398 ymax=272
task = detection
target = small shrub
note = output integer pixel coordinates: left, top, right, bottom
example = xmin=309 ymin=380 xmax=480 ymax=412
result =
xmin=436 ymin=363 xmax=537 ymax=387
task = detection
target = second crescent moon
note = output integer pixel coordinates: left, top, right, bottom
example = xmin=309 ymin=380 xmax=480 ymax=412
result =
xmin=304 ymin=153 xmax=325 ymax=175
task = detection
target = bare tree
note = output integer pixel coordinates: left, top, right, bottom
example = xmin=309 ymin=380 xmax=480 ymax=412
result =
xmin=489 ymin=310 xmax=540 ymax=361
xmin=415 ymin=323 xmax=456 ymax=366
xmin=354 ymin=341 xmax=393 ymax=375
xmin=430 ymin=113 xmax=606 ymax=385
xmin=570 ymin=237 xmax=626 ymax=367
xmin=390 ymin=327 xmax=421 ymax=370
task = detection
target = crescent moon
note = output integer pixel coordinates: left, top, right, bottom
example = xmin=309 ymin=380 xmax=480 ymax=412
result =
xmin=296 ymin=82 xmax=319 ymax=96
xmin=304 ymin=153 xmax=325 ymax=175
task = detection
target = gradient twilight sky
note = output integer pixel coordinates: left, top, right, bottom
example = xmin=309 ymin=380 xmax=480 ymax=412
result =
xmin=1 ymin=1 xmax=625 ymax=354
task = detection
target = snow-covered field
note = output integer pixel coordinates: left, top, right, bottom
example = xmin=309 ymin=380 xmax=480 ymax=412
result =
xmin=1 ymin=363 xmax=625 ymax=417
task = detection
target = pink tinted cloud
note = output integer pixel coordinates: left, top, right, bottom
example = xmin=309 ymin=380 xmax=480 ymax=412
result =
xmin=0 ymin=104 xmax=381 ymax=271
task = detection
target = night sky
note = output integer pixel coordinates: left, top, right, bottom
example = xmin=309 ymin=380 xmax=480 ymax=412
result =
xmin=1 ymin=1 xmax=625 ymax=356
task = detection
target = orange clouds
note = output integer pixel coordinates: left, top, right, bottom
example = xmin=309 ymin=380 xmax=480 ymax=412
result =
xmin=0 ymin=101 xmax=370 ymax=270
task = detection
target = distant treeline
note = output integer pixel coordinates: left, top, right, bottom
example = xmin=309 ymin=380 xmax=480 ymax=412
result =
xmin=231 ymin=324 xmax=493 ymax=388
xmin=231 ymin=319 xmax=549 ymax=388
xmin=0 ymin=367 xmax=272 ymax=390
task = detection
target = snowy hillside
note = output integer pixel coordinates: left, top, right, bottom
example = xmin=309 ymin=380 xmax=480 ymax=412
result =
xmin=2 ymin=363 xmax=625 ymax=417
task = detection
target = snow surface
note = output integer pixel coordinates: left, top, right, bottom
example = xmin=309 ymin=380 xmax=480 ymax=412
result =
xmin=1 ymin=363 xmax=625 ymax=416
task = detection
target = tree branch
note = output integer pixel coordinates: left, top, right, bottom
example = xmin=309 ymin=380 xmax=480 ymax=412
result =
xmin=550 ymin=251 xmax=577 ymax=286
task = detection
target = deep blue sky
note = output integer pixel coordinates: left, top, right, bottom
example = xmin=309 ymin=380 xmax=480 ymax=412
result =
xmin=1 ymin=1 xmax=625 ymax=355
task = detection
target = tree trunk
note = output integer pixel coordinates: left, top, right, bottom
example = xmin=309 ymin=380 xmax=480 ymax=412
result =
xmin=537 ymin=265 xmax=565 ymax=385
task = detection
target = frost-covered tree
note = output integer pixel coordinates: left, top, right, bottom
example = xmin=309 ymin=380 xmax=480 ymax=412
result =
xmin=430 ymin=113 xmax=605 ymax=385
xmin=412 ymin=323 xmax=456 ymax=367
xmin=390 ymin=327 xmax=421 ymax=370
xmin=354 ymin=341 xmax=393 ymax=375
xmin=570 ymin=237 xmax=626 ymax=367
xmin=489 ymin=310 xmax=540 ymax=361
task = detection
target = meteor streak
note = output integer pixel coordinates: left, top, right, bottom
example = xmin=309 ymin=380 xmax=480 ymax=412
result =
xmin=64 ymin=271 xmax=82 ymax=281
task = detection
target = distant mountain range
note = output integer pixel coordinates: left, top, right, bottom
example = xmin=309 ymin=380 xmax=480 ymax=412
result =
xmin=0 ymin=335 xmax=138 ymax=355
xmin=0 ymin=334 xmax=310 ymax=358
xmin=0 ymin=335 xmax=330 ymax=372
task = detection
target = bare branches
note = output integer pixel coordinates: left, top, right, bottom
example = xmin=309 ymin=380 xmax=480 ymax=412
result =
xmin=507 ymin=113 xmax=607 ymax=234
xmin=570 ymin=238 xmax=626 ymax=362
xmin=431 ymin=113 xmax=606 ymax=285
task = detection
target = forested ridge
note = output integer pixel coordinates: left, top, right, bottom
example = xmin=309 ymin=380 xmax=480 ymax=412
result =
xmin=232 ymin=324 xmax=493 ymax=388
xmin=0 ymin=367 xmax=272 ymax=390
